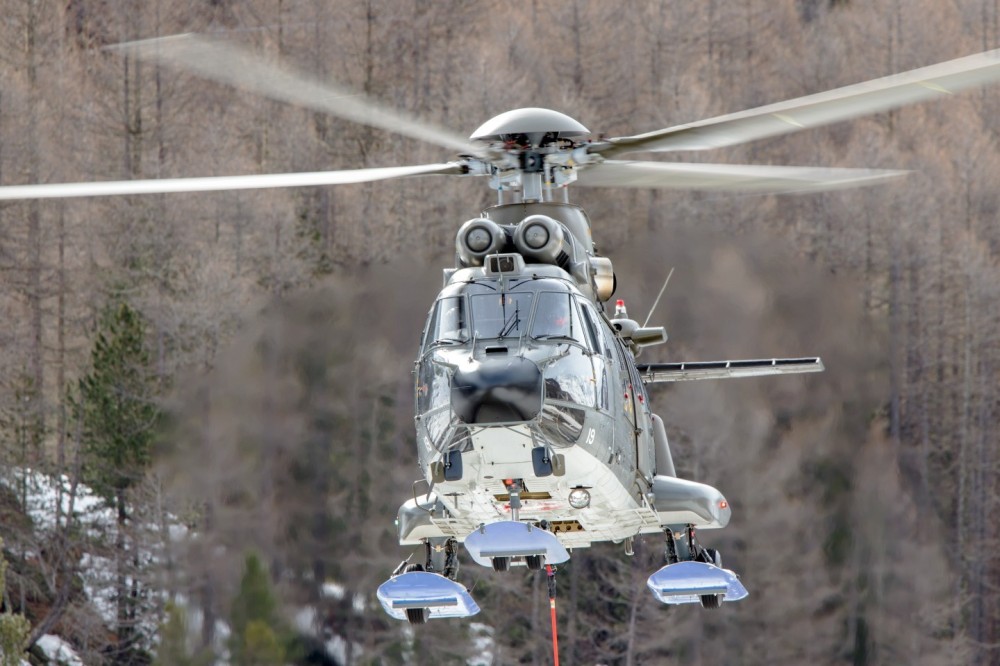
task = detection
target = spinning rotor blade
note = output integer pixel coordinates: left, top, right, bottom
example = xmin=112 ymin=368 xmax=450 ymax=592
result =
xmin=575 ymin=160 xmax=906 ymax=193
xmin=113 ymin=34 xmax=479 ymax=155
xmin=597 ymin=49 xmax=1000 ymax=157
xmin=0 ymin=163 xmax=464 ymax=200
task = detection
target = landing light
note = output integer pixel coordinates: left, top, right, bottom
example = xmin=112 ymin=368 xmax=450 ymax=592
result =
xmin=568 ymin=488 xmax=591 ymax=509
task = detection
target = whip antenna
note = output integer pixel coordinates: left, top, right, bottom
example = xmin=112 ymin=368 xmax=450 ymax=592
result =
xmin=642 ymin=267 xmax=674 ymax=327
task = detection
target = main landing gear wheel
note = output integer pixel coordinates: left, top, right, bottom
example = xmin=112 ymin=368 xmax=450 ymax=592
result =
xmin=699 ymin=548 xmax=723 ymax=610
xmin=492 ymin=557 xmax=511 ymax=572
xmin=525 ymin=555 xmax=543 ymax=571
xmin=700 ymin=593 xmax=722 ymax=609
xmin=405 ymin=607 xmax=429 ymax=624
xmin=401 ymin=563 xmax=430 ymax=624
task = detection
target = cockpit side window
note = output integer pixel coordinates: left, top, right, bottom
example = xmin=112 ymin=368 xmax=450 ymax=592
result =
xmin=425 ymin=296 xmax=469 ymax=347
xmin=470 ymin=292 xmax=533 ymax=339
xmin=531 ymin=292 xmax=588 ymax=346
xmin=577 ymin=300 xmax=603 ymax=353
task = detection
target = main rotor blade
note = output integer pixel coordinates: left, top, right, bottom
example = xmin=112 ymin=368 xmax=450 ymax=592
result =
xmin=0 ymin=163 xmax=465 ymax=200
xmin=596 ymin=49 xmax=1000 ymax=157
xmin=112 ymin=34 xmax=479 ymax=155
xmin=575 ymin=160 xmax=907 ymax=193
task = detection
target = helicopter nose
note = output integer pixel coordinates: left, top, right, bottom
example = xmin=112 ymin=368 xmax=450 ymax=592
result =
xmin=451 ymin=356 xmax=543 ymax=424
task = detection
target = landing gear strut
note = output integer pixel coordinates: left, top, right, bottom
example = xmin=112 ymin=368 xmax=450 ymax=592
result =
xmin=376 ymin=538 xmax=479 ymax=624
xmin=653 ymin=524 xmax=738 ymax=609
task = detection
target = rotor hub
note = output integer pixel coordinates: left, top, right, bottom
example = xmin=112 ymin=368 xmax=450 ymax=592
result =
xmin=470 ymin=108 xmax=589 ymax=146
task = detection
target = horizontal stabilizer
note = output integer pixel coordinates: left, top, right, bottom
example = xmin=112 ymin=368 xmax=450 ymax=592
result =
xmin=464 ymin=521 xmax=570 ymax=568
xmin=376 ymin=572 xmax=480 ymax=620
xmin=637 ymin=357 xmax=823 ymax=383
xmin=647 ymin=561 xmax=749 ymax=605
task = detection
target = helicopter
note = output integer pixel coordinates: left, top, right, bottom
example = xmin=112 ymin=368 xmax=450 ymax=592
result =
xmin=3 ymin=35 xmax=1000 ymax=627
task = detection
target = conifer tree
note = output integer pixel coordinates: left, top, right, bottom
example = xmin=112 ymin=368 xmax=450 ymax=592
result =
xmin=153 ymin=603 xmax=214 ymax=666
xmin=229 ymin=553 xmax=287 ymax=666
xmin=76 ymin=300 xmax=161 ymax=661
xmin=0 ymin=539 xmax=30 ymax=666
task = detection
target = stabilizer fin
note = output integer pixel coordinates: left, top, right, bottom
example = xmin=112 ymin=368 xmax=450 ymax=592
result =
xmin=638 ymin=357 xmax=823 ymax=383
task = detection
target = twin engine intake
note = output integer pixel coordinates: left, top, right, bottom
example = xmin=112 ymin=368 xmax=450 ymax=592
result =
xmin=456 ymin=215 xmax=567 ymax=268
xmin=455 ymin=214 xmax=615 ymax=302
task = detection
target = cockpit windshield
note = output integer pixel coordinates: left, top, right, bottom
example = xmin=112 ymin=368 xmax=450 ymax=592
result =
xmin=425 ymin=280 xmax=599 ymax=350
xmin=470 ymin=292 xmax=533 ymax=338
xmin=426 ymin=296 xmax=469 ymax=346
xmin=531 ymin=292 xmax=588 ymax=345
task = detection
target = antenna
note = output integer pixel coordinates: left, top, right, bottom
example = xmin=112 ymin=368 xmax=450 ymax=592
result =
xmin=642 ymin=267 xmax=674 ymax=327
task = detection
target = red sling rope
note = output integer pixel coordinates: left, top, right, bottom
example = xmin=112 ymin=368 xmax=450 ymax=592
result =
xmin=546 ymin=564 xmax=560 ymax=666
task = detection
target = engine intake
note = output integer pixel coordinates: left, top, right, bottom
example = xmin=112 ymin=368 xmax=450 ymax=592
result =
xmin=456 ymin=218 xmax=506 ymax=267
xmin=513 ymin=215 xmax=568 ymax=266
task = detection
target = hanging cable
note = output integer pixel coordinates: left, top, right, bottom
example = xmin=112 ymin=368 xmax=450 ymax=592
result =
xmin=546 ymin=564 xmax=560 ymax=666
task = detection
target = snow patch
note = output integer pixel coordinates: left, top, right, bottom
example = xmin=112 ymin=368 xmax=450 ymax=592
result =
xmin=2 ymin=469 xmax=110 ymax=533
xmin=37 ymin=634 xmax=84 ymax=666
xmin=467 ymin=622 xmax=495 ymax=666
xmin=79 ymin=553 xmax=117 ymax=624
xmin=321 ymin=582 xmax=345 ymax=599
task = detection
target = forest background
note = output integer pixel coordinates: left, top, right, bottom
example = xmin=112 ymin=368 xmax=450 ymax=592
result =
xmin=0 ymin=1 xmax=998 ymax=664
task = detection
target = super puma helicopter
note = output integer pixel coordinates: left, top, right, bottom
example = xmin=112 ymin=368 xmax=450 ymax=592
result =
xmin=4 ymin=35 xmax=1000 ymax=626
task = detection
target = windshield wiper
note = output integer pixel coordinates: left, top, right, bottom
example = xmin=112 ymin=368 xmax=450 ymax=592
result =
xmin=498 ymin=303 xmax=521 ymax=337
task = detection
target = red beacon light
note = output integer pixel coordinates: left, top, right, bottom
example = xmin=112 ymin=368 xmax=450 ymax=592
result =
xmin=614 ymin=299 xmax=628 ymax=318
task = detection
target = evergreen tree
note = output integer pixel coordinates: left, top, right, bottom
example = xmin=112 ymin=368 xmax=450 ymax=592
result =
xmin=76 ymin=300 xmax=161 ymax=663
xmin=78 ymin=301 xmax=159 ymax=503
xmin=153 ymin=603 xmax=214 ymax=666
xmin=0 ymin=539 xmax=31 ymax=666
xmin=229 ymin=553 xmax=287 ymax=666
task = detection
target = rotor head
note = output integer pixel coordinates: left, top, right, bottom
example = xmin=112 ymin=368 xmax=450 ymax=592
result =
xmin=470 ymin=108 xmax=590 ymax=147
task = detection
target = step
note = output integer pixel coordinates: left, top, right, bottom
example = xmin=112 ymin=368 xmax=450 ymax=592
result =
xmin=376 ymin=571 xmax=480 ymax=620
xmin=464 ymin=521 xmax=570 ymax=568
xmin=646 ymin=561 xmax=749 ymax=605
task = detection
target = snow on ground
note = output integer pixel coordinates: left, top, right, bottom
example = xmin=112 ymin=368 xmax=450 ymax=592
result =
xmin=320 ymin=580 xmax=366 ymax=613
xmin=467 ymin=622 xmax=495 ymax=666
xmin=3 ymin=469 xmax=111 ymax=534
xmin=78 ymin=553 xmax=118 ymax=624
xmin=295 ymin=598 xmax=364 ymax=664
xmin=37 ymin=634 xmax=85 ymax=666
xmin=2 ymin=469 xmax=191 ymax=645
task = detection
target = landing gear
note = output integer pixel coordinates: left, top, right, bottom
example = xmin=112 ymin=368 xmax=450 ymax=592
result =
xmin=406 ymin=607 xmax=429 ymax=624
xmin=492 ymin=557 xmax=511 ymax=572
xmin=442 ymin=538 xmax=460 ymax=580
xmin=697 ymin=545 xmax=723 ymax=610
xmin=700 ymin=593 xmax=721 ymax=609
xmin=648 ymin=525 xmax=744 ymax=609
xmin=377 ymin=547 xmax=481 ymax=622
xmin=525 ymin=555 xmax=543 ymax=570
xmin=400 ymin=563 xmax=430 ymax=624
xmin=424 ymin=538 xmax=461 ymax=580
